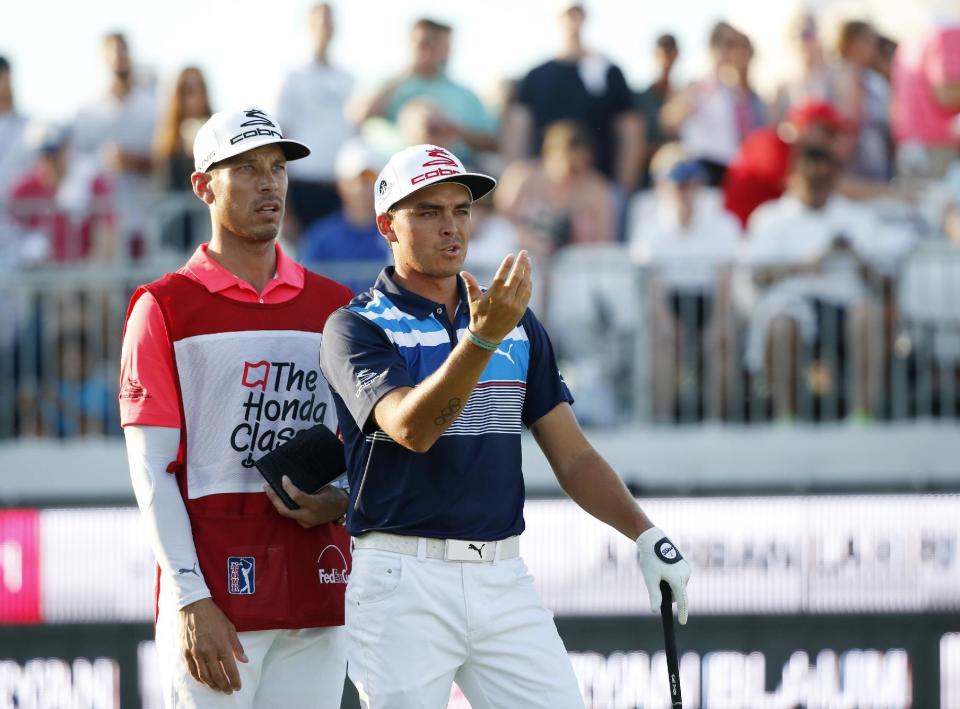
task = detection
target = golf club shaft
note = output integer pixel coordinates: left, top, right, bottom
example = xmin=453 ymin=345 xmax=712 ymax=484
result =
xmin=659 ymin=580 xmax=682 ymax=707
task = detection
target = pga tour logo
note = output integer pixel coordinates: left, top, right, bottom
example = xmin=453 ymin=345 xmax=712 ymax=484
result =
xmin=655 ymin=537 xmax=683 ymax=565
xmin=227 ymin=556 xmax=256 ymax=595
xmin=317 ymin=545 xmax=349 ymax=585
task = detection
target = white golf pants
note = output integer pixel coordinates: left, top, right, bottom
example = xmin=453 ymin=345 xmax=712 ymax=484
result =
xmin=345 ymin=544 xmax=584 ymax=709
xmin=155 ymin=587 xmax=347 ymax=708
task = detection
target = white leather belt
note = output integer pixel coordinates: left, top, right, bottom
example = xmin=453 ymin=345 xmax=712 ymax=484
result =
xmin=353 ymin=532 xmax=519 ymax=562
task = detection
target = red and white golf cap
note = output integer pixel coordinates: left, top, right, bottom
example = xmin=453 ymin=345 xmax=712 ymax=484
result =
xmin=374 ymin=143 xmax=496 ymax=215
xmin=193 ymin=107 xmax=310 ymax=172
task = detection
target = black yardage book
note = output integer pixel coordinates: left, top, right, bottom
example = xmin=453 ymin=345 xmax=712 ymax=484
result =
xmin=254 ymin=424 xmax=346 ymax=510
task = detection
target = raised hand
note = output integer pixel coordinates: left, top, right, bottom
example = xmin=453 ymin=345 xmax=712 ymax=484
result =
xmin=460 ymin=250 xmax=533 ymax=345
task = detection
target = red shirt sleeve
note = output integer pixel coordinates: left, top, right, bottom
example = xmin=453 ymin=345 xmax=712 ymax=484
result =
xmin=119 ymin=291 xmax=182 ymax=428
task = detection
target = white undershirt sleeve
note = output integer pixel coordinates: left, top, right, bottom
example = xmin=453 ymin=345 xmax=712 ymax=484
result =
xmin=124 ymin=425 xmax=211 ymax=610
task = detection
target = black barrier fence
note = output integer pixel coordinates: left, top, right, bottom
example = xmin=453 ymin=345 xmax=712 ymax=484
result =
xmin=1 ymin=615 xmax=957 ymax=708
xmin=2 ymin=498 xmax=959 ymax=706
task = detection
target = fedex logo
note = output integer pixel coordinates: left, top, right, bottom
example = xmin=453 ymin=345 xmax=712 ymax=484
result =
xmin=317 ymin=545 xmax=350 ymax=585
xmin=241 ymin=361 xmax=271 ymax=391
xmin=227 ymin=557 xmax=256 ymax=595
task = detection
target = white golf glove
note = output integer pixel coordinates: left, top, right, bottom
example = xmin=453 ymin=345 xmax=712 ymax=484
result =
xmin=636 ymin=526 xmax=691 ymax=625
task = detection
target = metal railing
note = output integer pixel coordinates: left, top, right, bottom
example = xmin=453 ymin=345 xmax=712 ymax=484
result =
xmin=3 ymin=238 xmax=959 ymax=439
xmin=540 ymin=242 xmax=960 ymax=426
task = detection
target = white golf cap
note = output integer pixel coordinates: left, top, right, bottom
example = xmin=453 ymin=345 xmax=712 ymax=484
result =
xmin=193 ymin=106 xmax=310 ymax=172
xmin=374 ymin=143 xmax=496 ymax=215
xmin=335 ymin=138 xmax=383 ymax=180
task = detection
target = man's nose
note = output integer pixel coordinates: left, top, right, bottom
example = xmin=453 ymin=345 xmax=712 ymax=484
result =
xmin=438 ymin=210 xmax=457 ymax=235
xmin=259 ymin=169 xmax=280 ymax=193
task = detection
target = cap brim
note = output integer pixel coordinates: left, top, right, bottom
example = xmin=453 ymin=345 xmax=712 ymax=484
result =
xmin=202 ymin=137 xmax=311 ymax=171
xmin=277 ymin=139 xmax=311 ymax=162
xmin=435 ymin=173 xmax=497 ymax=202
xmin=389 ymin=173 xmax=496 ymax=211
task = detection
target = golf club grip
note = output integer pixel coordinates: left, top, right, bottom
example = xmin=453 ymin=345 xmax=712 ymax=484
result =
xmin=659 ymin=580 xmax=683 ymax=707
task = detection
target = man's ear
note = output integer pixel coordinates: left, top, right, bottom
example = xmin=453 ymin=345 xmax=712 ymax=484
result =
xmin=377 ymin=213 xmax=398 ymax=244
xmin=191 ymin=171 xmax=215 ymax=205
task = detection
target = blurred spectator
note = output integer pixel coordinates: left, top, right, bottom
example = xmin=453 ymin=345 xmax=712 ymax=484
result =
xmin=396 ymin=97 xmax=462 ymax=150
xmin=729 ymin=31 xmax=764 ymax=111
xmin=662 ymin=22 xmax=766 ymax=186
xmin=41 ymin=321 xmax=118 ymax=438
xmin=723 ymin=100 xmax=847 ymax=227
xmin=723 ymin=97 xmax=917 ymax=226
xmin=298 ymin=139 xmax=388 ymax=294
xmin=496 ymin=120 xmax=616 ymax=257
xmin=873 ymin=35 xmax=898 ymax=82
xmin=892 ymin=18 xmax=960 ymax=179
xmin=771 ymin=12 xmax=833 ymax=123
xmin=277 ymin=3 xmax=356 ymax=231
xmin=502 ymin=3 xmax=643 ymax=193
xmin=742 ymin=146 xmax=887 ymax=420
xmin=71 ymin=32 xmax=157 ymax=259
xmin=635 ymin=34 xmax=680 ymax=187
xmin=153 ymin=66 xmax=212 ymax=192
xmin=353 ymin=18 xmax=497 ymax=161
xmin=945 ymin=162 xmax=960 ymax=240
xmin=8 ymin=124 xmax=114 ymax=264
xmin=898 ymin=166 xmax=960 ymax=380
xmin=462 ymin=197 xmax=520 ymax=285
xmin=151 ymin=66 xmax=212 ymax=252
xmin=831 ymin=21 xmax=893 ymax=180
xmin=0 ymin=56 xmax=31 ymax=208
xmin=630 ymin=157 xmax=741 ymax=420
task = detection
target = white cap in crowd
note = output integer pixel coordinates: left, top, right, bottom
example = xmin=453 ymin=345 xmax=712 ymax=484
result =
xmin=193 ymin=107 xmax=310 ymax=172
xmin=334 ymin=138 xmax=383 ymax=181
xmin=373 ymin=143 xmax=496 ymax=215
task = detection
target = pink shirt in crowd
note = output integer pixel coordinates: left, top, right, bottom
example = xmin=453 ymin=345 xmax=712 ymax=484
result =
xmin=892 ymin=26 xmax=960 ymax=146
xmin=119 ymin=243 xmax=305 ymax=428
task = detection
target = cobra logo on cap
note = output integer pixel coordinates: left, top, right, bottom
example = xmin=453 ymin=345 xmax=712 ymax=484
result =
xmin=378 ymin=179 xmax=389 ymax=196
xmin=655 ymin=537 xmax=682 ymax=564
xmin=240 ymin=108 xmax=277 ymax=128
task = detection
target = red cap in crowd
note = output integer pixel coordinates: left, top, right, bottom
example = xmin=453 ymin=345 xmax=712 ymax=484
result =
xmin=786 ymin=101 xmax=848 ymax=132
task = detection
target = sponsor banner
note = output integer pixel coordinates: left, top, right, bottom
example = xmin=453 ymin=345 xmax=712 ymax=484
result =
xmin=569 ymin=648 xmax=912 ymax=709
xmin=943 ymin=633 xmax=960 ymax=709
xmin=8 ymin=626 xmax=958 ymax=708
xmin=10 ymin=494 xmax=960 ymax=622
xmin=522 ymin=494 xmax=960 ymax=615
xmin=40 ymin=509 xmax=154 ymax=623
xmin=0 ymin=509 xmax=41 ymax=624
xmin=0 ymin=656 xmax=120 ymax=709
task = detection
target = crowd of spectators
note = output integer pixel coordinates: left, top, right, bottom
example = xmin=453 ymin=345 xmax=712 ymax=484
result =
xmin=2 ymin=2 xmax=960 ymax=433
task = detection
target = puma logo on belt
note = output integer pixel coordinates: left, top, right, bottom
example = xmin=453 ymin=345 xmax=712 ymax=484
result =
xmin=467 ymin=543 xmax=486 ymax=559
xmin=177 ymin=563 xmax=199 ymax=577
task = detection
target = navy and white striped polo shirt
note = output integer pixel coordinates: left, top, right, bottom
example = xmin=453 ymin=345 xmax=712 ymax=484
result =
xmin=320 ymin=267 xmax=573 ymax=540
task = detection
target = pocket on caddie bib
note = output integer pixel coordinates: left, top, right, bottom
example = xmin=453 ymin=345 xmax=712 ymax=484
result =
xmin=191 ymin=516 xmax=291 ymax=626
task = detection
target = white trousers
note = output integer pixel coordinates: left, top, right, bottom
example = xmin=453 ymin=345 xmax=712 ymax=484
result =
xmin=345 ymin=548 xmax=584 ymax=709
xmin=156 ymin=588 xmax=347 ymax=709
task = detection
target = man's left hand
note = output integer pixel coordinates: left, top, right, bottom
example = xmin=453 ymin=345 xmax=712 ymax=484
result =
xmin=264 ymin=477 xmax=348 ymax=528
xmin=636 ymin=526 xmax=692 ymax=624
